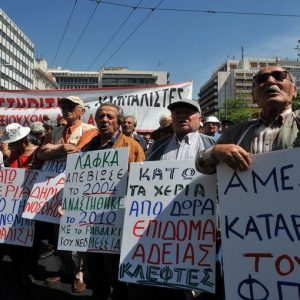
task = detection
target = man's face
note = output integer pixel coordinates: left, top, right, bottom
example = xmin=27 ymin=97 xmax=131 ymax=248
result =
xmin=143 ymin=134 xmax=151 ymax=143
xmin=121 ymin=117 xmax=135 ymax=135
xmin=171 ymin=105 xmax=200 ymax=137
xmin=59 ymin=100 xmax=84 ymax=125
xmin=252 ymin=66 xmax=297 ymax=112
xmin=95 ymin=105 xmax=119 ymax=136
xmin=205 ymin=122 xmax=220 ymax=135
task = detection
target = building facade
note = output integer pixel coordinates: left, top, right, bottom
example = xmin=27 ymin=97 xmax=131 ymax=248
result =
xmin=48 ymin=68 xmax=99 ymax=89
xmin=0 ymin=9 xmax=34 ymax=90
xmin=33 ymin=58 xmax=59 ymax=90
xmin=49 ymin=66 xmax=169 ymax=89
xmin=98 ymin=67 xmax=169 ymax=87
xmin=199 ymin=57 xmax=300 ymax=117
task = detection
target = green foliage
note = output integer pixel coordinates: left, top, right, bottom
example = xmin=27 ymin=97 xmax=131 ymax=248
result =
xmin=292 ymin=94 xmax=300 ymax=111
xmin=220 ymin=95 xmax=260 ymax=122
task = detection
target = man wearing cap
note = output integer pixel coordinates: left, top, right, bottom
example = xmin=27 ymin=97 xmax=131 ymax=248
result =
xmin=37 ymin=95 xmax=98 ymax=293
xmin=203 ymin=116 xmax=222 ymax=141
xmin=134 ymin=99 xmax=214 ymax=300
xmin=37 ymin=95 xmax=98 ymax=160
xmin=146 ymin=98 xmax=214 ymax=161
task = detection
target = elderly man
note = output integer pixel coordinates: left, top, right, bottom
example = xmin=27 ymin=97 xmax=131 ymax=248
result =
xmin=121 ymin=113 xmax=147 ymax=152
xmin=38 ymin=95 xmax=98 ymax=160
xmin=196 ymin=66 xmax=299 ymax=174
xmin=81 ymin=103 xmax=145 ymax=300
xmin=203 ymin=115 xmax=222 ymax=141
xmin=147 ymin=98 xmax=214 ymax=161
xmin=195 ymin=66 xmax=300 ymax=300
xmin=133 ymin=98 xmax=214 ymax=300
xmin=37 ymin=95 xmax=98 ymax=292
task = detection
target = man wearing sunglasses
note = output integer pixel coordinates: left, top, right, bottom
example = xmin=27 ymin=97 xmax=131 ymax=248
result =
xmin=37 ymin=96 xmax=98 ymax=160
xmin=196 ymin=66 xmax=299 ymax=174
xmin=195 ymin=66 xmax=300 ymax=300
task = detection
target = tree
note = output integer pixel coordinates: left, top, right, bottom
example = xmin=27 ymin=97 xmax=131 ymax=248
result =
xmin=220 ymin=94 xmax=260 ymax=122
xmin=292 ymin=94 xmax=300 ymax=111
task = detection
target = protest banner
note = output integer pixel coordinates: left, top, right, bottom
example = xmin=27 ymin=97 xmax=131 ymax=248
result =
xmin=22 ymin=159 xmax=66 ymax=224
xmin=0 ymin=81 xmax=192 ymax=131
xmin=217 ymin=148 xmax=300 ymax=300
xmin=57 ymin=148 xmax=129 ymax=253
xmin=119 ymin=160 xmax=217 ymax=293
xmin=0 ymin=168 xmax=36 ymax=247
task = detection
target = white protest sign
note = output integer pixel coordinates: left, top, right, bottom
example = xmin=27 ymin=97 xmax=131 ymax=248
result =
xmin=217 ymin=148 xmax=300 ymax=300
xmin=119 ymin=160 xmax=217 ymax=293
xmin=22 ymin=159 xmax=66 ymax=224
xmin=58 ymin=148 xmax=129 ymax=253
xmin=0 ymin=168 xmax=36 ymax=247
xmin=0 ymin=81 xmax=192 ymax=131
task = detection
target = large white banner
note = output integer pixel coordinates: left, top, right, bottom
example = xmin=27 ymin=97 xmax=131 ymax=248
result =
xmin=58 ymin=148 xmax=129 ymax=253
xmin=119 ymin=160 xmax=217 ymax=293
xmin=217 ymin=148 xmax=300 ymax=300
xmin=0 ymin=81 xmax=193 ymax=131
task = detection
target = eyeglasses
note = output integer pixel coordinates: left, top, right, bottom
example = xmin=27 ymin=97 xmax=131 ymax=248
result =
xmin=253 ymin=70 xmax=292 ymax=85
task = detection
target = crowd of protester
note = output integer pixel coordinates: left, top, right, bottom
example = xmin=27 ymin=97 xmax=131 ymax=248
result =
xmin=0 ymin=65 xmax=297 ymax=300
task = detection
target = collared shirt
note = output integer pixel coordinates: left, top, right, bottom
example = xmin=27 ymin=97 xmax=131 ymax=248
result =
xmin=250 ymin=108 xmax=291 ymax=154
xmin=196 ymin=108 xmax=297 ymax=174
xmin=98 ymin=131 xmax=121 ymax=150
xmin=81 ymin=130 xmax=121 ymax=151
xmin=60 ymin=121 xmax=98 ymax=150
xmin=160 ymin=131 xmax=207 ymax=160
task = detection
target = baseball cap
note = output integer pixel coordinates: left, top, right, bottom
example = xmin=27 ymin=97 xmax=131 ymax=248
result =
xmin=58 ymin=95 xmax=85 ymax=108
xmin=167 ymin=98 xmax=201 ymax=113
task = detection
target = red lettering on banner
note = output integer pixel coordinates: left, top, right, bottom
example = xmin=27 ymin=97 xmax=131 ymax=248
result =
xmin=0 ymin=114 xmax=46 ymax=127
xmin=0 ymin=97 xmax=57 ymax=109
xmin=16 ymin=98 xmax=26 ymax=108
xmin=45 ymin=98 xmax=55 ymax=108
xmin=244 ymin=252 xmax=273 ymax=272
xmin=7 ymin=98 xmax=15 ymax=107
xmin=131 ymin=242 xmax=213 ymax=266
xmin=56 ymin=177 xmax=65 ymax=185
xmin=87 ymin=114 xmax=95 ymax=126
xmin=0 ymin=115 xmax=5 ymax=126
xmin=28 ymin=98 xmax=39 ymax=108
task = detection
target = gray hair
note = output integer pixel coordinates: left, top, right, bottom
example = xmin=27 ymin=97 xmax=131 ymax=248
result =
xmin=96 ymin=103 xmax=124 ymax=125
xmin=123 ymin=113 xmax=137 ymax=126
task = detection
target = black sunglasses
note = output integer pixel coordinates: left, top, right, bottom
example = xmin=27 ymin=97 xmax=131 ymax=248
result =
xmin=253 ymin=70 xmax=292 ymax=85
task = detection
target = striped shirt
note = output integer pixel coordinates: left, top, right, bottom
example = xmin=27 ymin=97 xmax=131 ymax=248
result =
xmin=247 ymin=108 xmax=292 ymax=154
xmin=196 ymin=108 xmax=296 ymax=174
xmin=160 ymin=131 xmax=208 ymax=160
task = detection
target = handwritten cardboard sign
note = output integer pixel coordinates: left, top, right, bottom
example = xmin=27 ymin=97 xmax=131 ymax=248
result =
xmin=0 ymin=168 xmax=35 ymax=247
xmin=217 ymin=148 xmax=300 ymax=300
xmin=22 ymin=159 xmax=66 ymax=223
xmin=119 ymin=160 xmax=217 ymax=293
xmin=58 ymin=148 xmax=129 ymax=253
